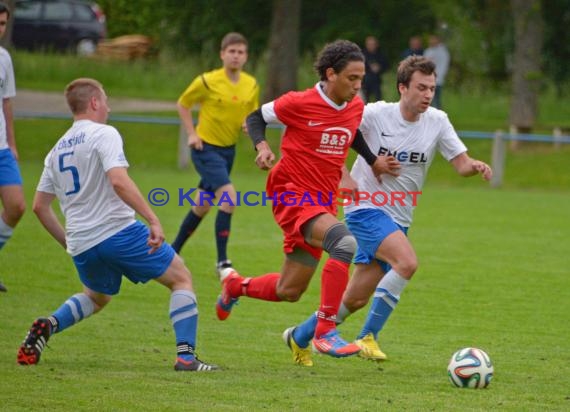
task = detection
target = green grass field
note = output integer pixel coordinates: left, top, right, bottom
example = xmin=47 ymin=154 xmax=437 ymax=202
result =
xmin=1 ymin=118 xmax=569 ymax=410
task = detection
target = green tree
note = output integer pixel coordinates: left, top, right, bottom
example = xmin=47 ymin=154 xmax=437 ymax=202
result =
xmin=509 ymin=0 xmax=543 ymax=132
xmin=264 ymin=0 xmax=300 ymax=102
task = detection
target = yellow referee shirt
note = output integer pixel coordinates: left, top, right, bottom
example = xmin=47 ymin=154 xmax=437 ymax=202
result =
xmin=178 ymin=68 xmax=259 ymax=147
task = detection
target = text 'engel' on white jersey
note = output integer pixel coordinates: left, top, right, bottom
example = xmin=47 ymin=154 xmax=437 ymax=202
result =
xmin=345 ymin=101 xmax=467 ymax=226
xmin=37 ymin=119 xmax=135 ymax=256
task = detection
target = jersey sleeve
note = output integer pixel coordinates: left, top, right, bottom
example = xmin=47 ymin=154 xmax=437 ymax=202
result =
xmin=360 ymin=102 xmax=385 ymax=148
xmin=177 ymin=74 xmax=208 ymax=109
xmin=359 ymin=102 xmax=378 ymax=139
xmin=436 ymin=113 xmax=467 ymax=161
xmin=95 ymin=126 xmax=130 ymax=172
xmin=36 ymin=152 xmax=55 ymax=194
xmin=272 ymin=92 xmax=302 ymax=126
xmin=1 ymin=50 xmax=16 ymax=99
xmin=260 ymin=101 xmax=280 ymax=124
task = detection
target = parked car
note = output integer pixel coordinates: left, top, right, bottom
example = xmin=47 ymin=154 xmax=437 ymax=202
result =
xmin=12 ymin=0 xmax=106 ymax=55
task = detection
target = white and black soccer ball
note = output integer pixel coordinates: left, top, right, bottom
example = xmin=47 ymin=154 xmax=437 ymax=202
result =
xmin=447 ymin=347 xmax=494 ymax=389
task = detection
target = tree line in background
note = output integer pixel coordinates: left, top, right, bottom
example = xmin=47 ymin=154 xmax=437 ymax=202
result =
xmin=98 ymin=0 xmax=568 ymax=91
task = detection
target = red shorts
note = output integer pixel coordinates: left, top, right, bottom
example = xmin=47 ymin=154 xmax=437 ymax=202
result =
xmin=267 ymin=171 xmax=337 ymax=261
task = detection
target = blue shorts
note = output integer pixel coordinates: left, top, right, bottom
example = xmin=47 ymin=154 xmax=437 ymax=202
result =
xmin=191 ymin=142 xmax=235 ymax=192
xmin=345 ymin=208 xmax=408 ymax=273
xmin=72 ymin=221 xmax=176 ymax=295
xmin=0 ymin=148 xmax=23 ymax=186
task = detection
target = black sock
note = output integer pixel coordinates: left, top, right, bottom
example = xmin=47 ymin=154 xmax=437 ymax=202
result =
xmin=215 ymin=210 xmax=232 ymax=263
xmin=172 ymin=210 xmax=203 ymax=253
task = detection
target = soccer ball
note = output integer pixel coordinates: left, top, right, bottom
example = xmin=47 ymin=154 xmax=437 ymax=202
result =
xmin=447 ymin=347 xmax=494 ymax=389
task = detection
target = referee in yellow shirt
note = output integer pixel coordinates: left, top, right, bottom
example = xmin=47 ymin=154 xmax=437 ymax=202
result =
xmin=172 ymin=32 xmax=259 ymax=277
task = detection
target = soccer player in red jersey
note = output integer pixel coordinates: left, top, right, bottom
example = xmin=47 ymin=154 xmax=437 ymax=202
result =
xmin=215 ymin=40 xmax=398 ymax=361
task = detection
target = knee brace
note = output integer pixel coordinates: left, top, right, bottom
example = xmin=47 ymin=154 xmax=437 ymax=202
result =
xmin=322 ymin=224 xmax=356 ymax=264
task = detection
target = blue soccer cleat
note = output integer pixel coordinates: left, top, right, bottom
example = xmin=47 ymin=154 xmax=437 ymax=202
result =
xmin=311 ymin=329 xmax=361 ymax=358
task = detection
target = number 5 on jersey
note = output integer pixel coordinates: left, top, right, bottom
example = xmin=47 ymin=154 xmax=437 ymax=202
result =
xmin=59 ymin=152 xmax=80 ymax=195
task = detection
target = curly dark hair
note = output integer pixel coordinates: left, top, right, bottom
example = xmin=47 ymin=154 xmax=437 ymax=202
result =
xmin=396 ymin=56 xmax=436 ymax=93
xmin=314 ymin=40 xmax=364 ymax=81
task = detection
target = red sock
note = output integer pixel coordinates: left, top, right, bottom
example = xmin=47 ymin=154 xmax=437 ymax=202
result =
xmin=228 ymin=273 xmax=281 ymax=302
xmin=315 ymin=258 xmax=350 ymax=338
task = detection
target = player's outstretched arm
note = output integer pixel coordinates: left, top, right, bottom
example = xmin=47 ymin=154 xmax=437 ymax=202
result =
xmin=32 ymin=191 xmax=67 ymax=249
xmin=450 ymin=152 xmax=493 ymax=180
xmin=107 ymin=167 xmax=165 ymax=252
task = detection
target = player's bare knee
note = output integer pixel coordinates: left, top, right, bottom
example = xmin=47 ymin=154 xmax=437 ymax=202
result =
xmin=86 ymin=293 xmax=111 ymax=313
xmin=219 ymin=204 xmax=235 ymax=214
xmin=169 ymin=267 xmax=193 ymax=291
xmin=276 ymin=285 xmax=305 ymax=302
xmin=193 ymin=204 xmax=211 ymax=217
xmin=343 ymin=294 xmax=369 ymax=311
xmin=396 ymin=256 xmax=418 ymax=279
xmin=323 ymin=224 xmax=356 ymax=263
xmin=5 ymin=201 xmax=25 ymax=226
xmin=10 ymin=201 xmax=26 ymax=220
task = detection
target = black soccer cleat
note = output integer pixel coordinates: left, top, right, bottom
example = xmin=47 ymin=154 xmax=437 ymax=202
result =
xmin=0 ymin=281 xmax=6 ymax=292
xmin=17 ymin=318 xmax=52 ymax=365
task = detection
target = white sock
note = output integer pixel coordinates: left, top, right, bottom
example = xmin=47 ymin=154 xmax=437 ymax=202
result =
xmin=0 ymin=217 xmax=14 ymax=249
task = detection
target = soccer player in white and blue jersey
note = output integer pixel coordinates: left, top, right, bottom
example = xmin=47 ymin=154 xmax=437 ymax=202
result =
xmin=0 ymin=2 xmax=25 ymax=292
xmin=284 ymin=56 xmax=492 ymax=366
xmin=17 ymin=78 xmax=218 ymax=371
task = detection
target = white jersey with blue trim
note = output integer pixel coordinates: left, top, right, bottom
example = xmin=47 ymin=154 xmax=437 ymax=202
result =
xmin=37 ymin=119 xmax=136 ymax=256
xmin=0 ymin=47 xmax=16 ymax=150
xmin=345 ymin=101 xmax=467 ymax=227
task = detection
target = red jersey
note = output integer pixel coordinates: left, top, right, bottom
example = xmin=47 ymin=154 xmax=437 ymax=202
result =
xmin=268 ymin=84 xmax=364 ymax=196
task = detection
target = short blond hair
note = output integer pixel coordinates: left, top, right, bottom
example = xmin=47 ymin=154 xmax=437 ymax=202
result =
xmin=64 ymin=78 xmax=103 ymax=114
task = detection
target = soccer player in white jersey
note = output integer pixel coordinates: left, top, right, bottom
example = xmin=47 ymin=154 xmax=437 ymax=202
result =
xmin=0 ymin=2 xmax=25 ymax=292
xmin=17 ymin=78 xmax=218 ymax=372
xmin=284 ymin=55 xmax=492 ymax=366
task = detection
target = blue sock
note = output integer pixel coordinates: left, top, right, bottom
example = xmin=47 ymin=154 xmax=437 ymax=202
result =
xmin=357 ymin=290 xmax=397 ymax=339
xmin=293 ymin=312 xmax=318 ymax=348
xmin=170 ymin=290 xmax=198 ymax=361
xmin=172 ymin=210 xmax=203 ymax=253
xmin=357 ymin=269 xmax=407 ymax=340
xmin=215 ymin=210 xmax=232 ymax=263
xmin=51 ymin=293 xmax=95 ymax=333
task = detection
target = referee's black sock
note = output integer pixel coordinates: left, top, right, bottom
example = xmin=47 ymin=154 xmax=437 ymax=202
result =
xmin=215 ymin=210 xmax=232 ymax=263
xmin=172 ymin=210 xmax=203 ymax=253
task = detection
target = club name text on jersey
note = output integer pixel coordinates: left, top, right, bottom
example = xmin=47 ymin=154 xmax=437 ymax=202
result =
xmin=57 ymin=132 xmax=87 ymax=150
xmin=378 ymin=146 xmax=427 ymax=163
